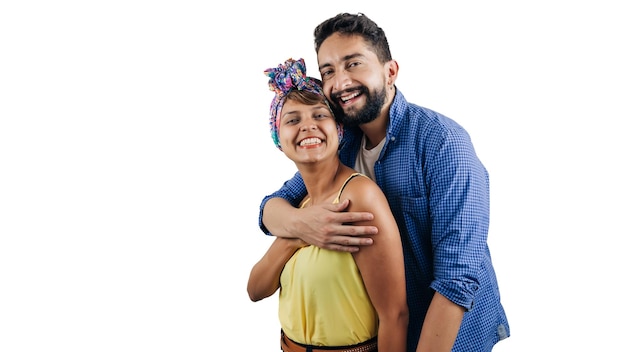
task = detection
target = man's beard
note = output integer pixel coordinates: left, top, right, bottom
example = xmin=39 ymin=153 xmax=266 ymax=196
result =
xmin=331 ymin=86 xmax=386 ymax=128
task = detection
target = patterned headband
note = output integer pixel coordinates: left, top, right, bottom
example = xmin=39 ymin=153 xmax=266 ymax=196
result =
xmin=264 ymin=58 xmax=343 ymax=150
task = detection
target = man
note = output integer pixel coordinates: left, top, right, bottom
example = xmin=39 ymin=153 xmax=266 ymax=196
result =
xmin=259 ymin=13 xmax=509 ymax=352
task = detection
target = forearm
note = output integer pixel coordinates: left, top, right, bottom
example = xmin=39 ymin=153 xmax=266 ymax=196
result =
xmin=261 ymin=197 xmax=300 ymax=239
xmin=377 ymin=314 xmax=408 ymax=352
xmin=416 ymin=292 xmax=464 ymax=352
xmin=261 ymin=190 xmax=375 ymax=251
xmin=247 ymin=238 xmax=302 ymax=301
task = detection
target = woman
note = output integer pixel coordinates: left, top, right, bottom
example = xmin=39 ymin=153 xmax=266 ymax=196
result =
xmin=247 ymin=58 xmax=408 ymax=352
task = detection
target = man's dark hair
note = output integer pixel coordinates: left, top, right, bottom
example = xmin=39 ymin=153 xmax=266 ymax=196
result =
xmin=313 ymin=13 xmax=392 ymax=64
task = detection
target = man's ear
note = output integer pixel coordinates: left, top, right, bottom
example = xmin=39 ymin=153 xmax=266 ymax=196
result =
xmin=385 ymin=60 xmax=399 ymax=87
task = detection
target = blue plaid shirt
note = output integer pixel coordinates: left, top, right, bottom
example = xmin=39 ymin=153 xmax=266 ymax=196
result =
xmin=259 ymin=90 xmax=510 ymax=351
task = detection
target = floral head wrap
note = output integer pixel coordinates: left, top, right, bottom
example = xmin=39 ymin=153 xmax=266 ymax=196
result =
xmin=264 ymin=58 xmax=343 ymax=150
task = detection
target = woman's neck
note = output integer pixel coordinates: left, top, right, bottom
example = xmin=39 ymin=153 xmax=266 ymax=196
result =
xmin=299 ymin=160 xmax=351 ymax=206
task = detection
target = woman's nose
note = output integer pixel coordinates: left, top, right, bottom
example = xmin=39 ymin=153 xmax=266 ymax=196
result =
xmin=300 ymin=122 xmax=318 ymax=131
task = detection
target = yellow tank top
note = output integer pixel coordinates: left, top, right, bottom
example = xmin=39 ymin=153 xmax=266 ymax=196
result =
xmin=278 ymin=173 xmax=378 ymax=346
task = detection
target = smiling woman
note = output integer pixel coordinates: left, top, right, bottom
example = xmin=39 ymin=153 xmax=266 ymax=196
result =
xmin=247 ymin=58 xmax=408 ymax=352
xmin=280 ymin=98 xmax=334 ymax=151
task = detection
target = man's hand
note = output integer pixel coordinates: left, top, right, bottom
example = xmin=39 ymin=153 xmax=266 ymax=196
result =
xmin=264 ymin=198 xmax=377 ymax=252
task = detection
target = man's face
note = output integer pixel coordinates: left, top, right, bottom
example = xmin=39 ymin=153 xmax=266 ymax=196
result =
xmin=317 ymin=33 xmax=389 ymax=127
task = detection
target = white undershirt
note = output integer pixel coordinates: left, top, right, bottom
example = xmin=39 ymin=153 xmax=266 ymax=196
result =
xmin=353 ymin=136 xmax=385 ymax=182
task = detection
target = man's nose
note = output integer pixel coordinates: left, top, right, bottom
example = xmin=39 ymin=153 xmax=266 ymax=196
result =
xmin=331 ymin=68 xmax=351 ymax=92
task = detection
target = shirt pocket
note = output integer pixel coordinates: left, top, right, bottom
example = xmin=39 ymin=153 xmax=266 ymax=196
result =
xmin=398 ymin=195 xmax=429 ymax=240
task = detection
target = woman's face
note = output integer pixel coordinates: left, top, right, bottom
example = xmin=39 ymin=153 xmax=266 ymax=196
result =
xmin=278 ymin=98 xmax=339 ymax=165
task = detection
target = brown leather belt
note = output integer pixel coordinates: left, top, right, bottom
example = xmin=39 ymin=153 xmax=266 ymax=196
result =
xmin=280 ymin=331 xmax=377 ymax=352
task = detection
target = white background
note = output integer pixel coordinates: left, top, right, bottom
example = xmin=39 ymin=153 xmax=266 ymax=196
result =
xmin=1 ymin=1 xmax=624 ymax=351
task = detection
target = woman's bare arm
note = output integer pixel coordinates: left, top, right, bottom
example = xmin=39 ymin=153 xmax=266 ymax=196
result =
xmin=247 ymin=237 xmax=306 ymax=301
xmin=346 ymin=178 xmax=409 ymax=352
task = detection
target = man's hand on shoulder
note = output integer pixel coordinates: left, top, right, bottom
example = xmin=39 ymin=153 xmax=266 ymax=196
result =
xmin=293 ymin=199 xmax=377 ymax=252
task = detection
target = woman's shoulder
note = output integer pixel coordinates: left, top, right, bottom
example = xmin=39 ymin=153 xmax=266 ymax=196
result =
xmin=339 ymin=173 xmax=387 ymax=208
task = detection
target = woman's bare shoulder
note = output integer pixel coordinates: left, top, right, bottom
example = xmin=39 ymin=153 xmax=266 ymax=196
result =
xmin=340 ymin=174 xmax=388 ymax=211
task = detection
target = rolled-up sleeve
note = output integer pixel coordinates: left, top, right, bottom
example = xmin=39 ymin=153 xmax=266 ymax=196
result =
xmin=427 ymin=125 xmax=490 ymax=311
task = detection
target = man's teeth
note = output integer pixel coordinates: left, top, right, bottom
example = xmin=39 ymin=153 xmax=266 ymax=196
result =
xmin=341 ymin=92 xmax=359 ymax=102
xmin=300 ymin=137 xmax=322 ymax=146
